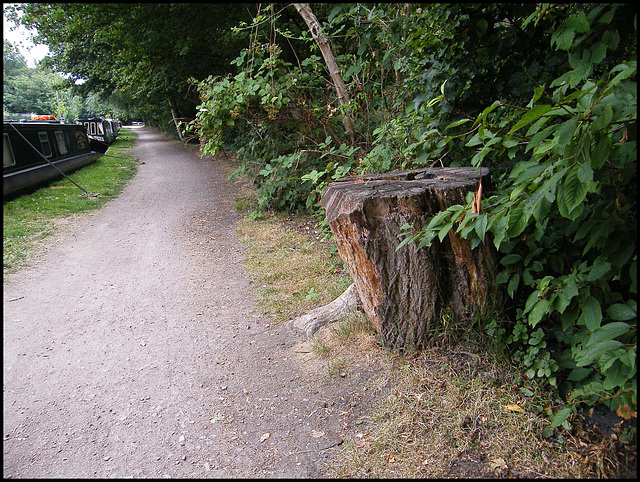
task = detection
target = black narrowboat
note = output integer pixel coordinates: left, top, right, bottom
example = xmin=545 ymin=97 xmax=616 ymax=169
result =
xmin=75 ymin=116 xmax=116 ymax=153
xmin=3 ymin=119 xmax=102 ymax=199
xmin=106 ymin=118 xmax=122 ymax=137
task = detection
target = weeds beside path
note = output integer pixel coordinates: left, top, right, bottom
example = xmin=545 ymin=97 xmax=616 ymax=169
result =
xmin=236 ymin=194 xmax=637 ymax=478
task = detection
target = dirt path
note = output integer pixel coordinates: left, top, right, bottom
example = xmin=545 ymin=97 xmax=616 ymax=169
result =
xmin=3 ymin=127 xmax=376 ymax=478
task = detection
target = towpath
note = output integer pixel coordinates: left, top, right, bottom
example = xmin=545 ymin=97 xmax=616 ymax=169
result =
xmin=3 ymin=127 xmax=374 ymax=478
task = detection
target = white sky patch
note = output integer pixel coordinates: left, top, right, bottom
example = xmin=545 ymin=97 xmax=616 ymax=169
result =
xmin=3 ymin=3 xmax=50 ymax=68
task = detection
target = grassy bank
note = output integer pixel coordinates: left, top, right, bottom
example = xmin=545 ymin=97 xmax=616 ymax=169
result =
xmin=235 ymin=206 xmax=351 ymax=324
xmin=3 ymin=128 xmax=139 ymax=275
xmin=234 ymin=190 xmax=636 ymax=478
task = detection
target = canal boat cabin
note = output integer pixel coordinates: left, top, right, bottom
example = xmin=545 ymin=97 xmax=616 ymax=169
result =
xmin=75 ymin=116 xmax=116 ymax=153
xmin=3 ymin=119 xmax=102 ymax=199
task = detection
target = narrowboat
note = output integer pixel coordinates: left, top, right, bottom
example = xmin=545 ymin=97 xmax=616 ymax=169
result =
xmin=106 ymin=118 xmax=122 ymax=137
xmin=3 ymin=118 xmax=102 ymax=199
xmin=75 ymin=116 xmax=116 ymax=153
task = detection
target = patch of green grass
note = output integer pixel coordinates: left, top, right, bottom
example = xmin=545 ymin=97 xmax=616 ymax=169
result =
xmin=329 ymin=311 xmax=377 ymax=343
xmin=310 ymin=335 xmax=333 ymax=358
xmin=326 ymin=357 xmax=348 ymax=378
xmin=3 ymin=128 xmax=139 ymax=275
xmin=309 ymin=311 xmax=376 ymax=370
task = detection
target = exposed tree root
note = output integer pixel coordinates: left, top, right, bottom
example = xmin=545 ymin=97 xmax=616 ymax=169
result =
xmin=290 ymin=283 xmax=361 ymax=338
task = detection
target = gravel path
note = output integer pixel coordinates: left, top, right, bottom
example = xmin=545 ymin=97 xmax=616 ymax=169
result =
xmin=3 ymin=127 xmax=375 ymax=478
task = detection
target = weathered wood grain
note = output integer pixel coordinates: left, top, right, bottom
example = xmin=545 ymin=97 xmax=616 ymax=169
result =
xmin=321 ymin=167 xmax=499 ymax=350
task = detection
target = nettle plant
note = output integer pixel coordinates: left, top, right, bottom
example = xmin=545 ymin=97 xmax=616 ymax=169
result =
xmin=190 ymin=39 xmax=362 ymax=212
xmin=189 ymin=43 xmax=296 ymax=158
xmin=405 ymin=6 xmax=636 ymax=424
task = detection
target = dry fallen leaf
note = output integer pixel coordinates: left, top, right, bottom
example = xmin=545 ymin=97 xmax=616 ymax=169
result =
xmin=139 ymin=341 xmax=146 ymax=347
xmin=490 ymin=457 xmax=507 ymax=471
xmin=310 ymin=430 xmax=325 ymax=438
xmin=472 ymin=177 xmax=483 ymax=214
xmin=616 ymin=404 xmax=636 ymax=419
xmin=260 ymin=433 xmax=270 ymax=443
xmin=504 ymin=403 xmax=525 ymax=413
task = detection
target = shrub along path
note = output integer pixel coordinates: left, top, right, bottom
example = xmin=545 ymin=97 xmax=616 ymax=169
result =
xmin=2 ymin=127 xmax=378 ymax=478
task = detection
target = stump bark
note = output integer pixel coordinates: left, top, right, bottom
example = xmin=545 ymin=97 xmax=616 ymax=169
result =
xmin=320 ymin=167 xmax=500 ymax=351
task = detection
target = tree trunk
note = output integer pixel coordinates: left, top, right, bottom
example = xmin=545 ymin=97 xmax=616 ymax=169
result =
xmin=293 ymin=3 xmax=356 ymax=145
xmin=168 ymin=98 xmax=184 ymax=141
xmin=321 ymin=167 xmax=501 ymax=351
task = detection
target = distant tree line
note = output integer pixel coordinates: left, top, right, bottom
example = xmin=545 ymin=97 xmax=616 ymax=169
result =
xmin=5 ymin=3 xmax=263 ymax=131
xmin=3 ymin=39 xmax=122 ymax=122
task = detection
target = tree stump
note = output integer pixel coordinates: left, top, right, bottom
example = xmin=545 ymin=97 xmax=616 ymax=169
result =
xmin=321 ymin=167 xmax=500 ymax=351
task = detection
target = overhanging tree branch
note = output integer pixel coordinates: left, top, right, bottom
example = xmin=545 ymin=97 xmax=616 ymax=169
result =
xmin=292 ymin=3 xmax=356 ymax=145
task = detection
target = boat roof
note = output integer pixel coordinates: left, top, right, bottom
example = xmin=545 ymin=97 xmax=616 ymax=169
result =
xmin=76 ymin=116 xmax=107 ymax=121
xmin=4 ymin=120 xmax=84 ymax=127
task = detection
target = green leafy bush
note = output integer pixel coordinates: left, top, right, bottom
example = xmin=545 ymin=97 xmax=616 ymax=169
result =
xmin=406 ymin=5 xmax=636 ymax=421
xmin=193 ymin=3 xmax=636 ymax=421
xmin=190 ymin=39 xmax=360 ymax=211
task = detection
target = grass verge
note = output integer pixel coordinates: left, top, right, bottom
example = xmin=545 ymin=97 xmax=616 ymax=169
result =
xmin=234 ymin=188 xmax=636 ymax=479
xmin=3 ymin=128 xmax=139 ymax=276
xmin=235 ymin=192 xmax=352 ymax=323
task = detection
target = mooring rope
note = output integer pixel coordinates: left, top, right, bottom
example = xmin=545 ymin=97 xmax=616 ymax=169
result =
xmin=8 ymin=123 xmax=99 ymax=197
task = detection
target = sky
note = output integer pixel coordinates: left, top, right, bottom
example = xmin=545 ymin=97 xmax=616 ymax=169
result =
xmin=3 ymin=3 xmax=49 ymax=67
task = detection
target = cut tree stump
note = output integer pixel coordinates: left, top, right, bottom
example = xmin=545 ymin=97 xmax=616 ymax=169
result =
xmin=315 ymin=166 xmax=501 ymax=351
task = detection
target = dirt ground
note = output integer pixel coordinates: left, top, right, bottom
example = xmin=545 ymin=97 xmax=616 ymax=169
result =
xmin=3 ymin=127 xmax=379 ymax=478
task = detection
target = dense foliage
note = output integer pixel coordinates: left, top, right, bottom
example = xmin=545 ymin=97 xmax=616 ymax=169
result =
xmin=402 ymin=4 xmax=637 ymax=425
xmin=4 ymin=40 xmax=65 ymax=117
xmin=8 ymin=3 xmax=636 ymax=422
xmin=193 ymin=3 xmax=636 ymax=423
xmin=3 ymin=39 xmax=118 ymax=122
